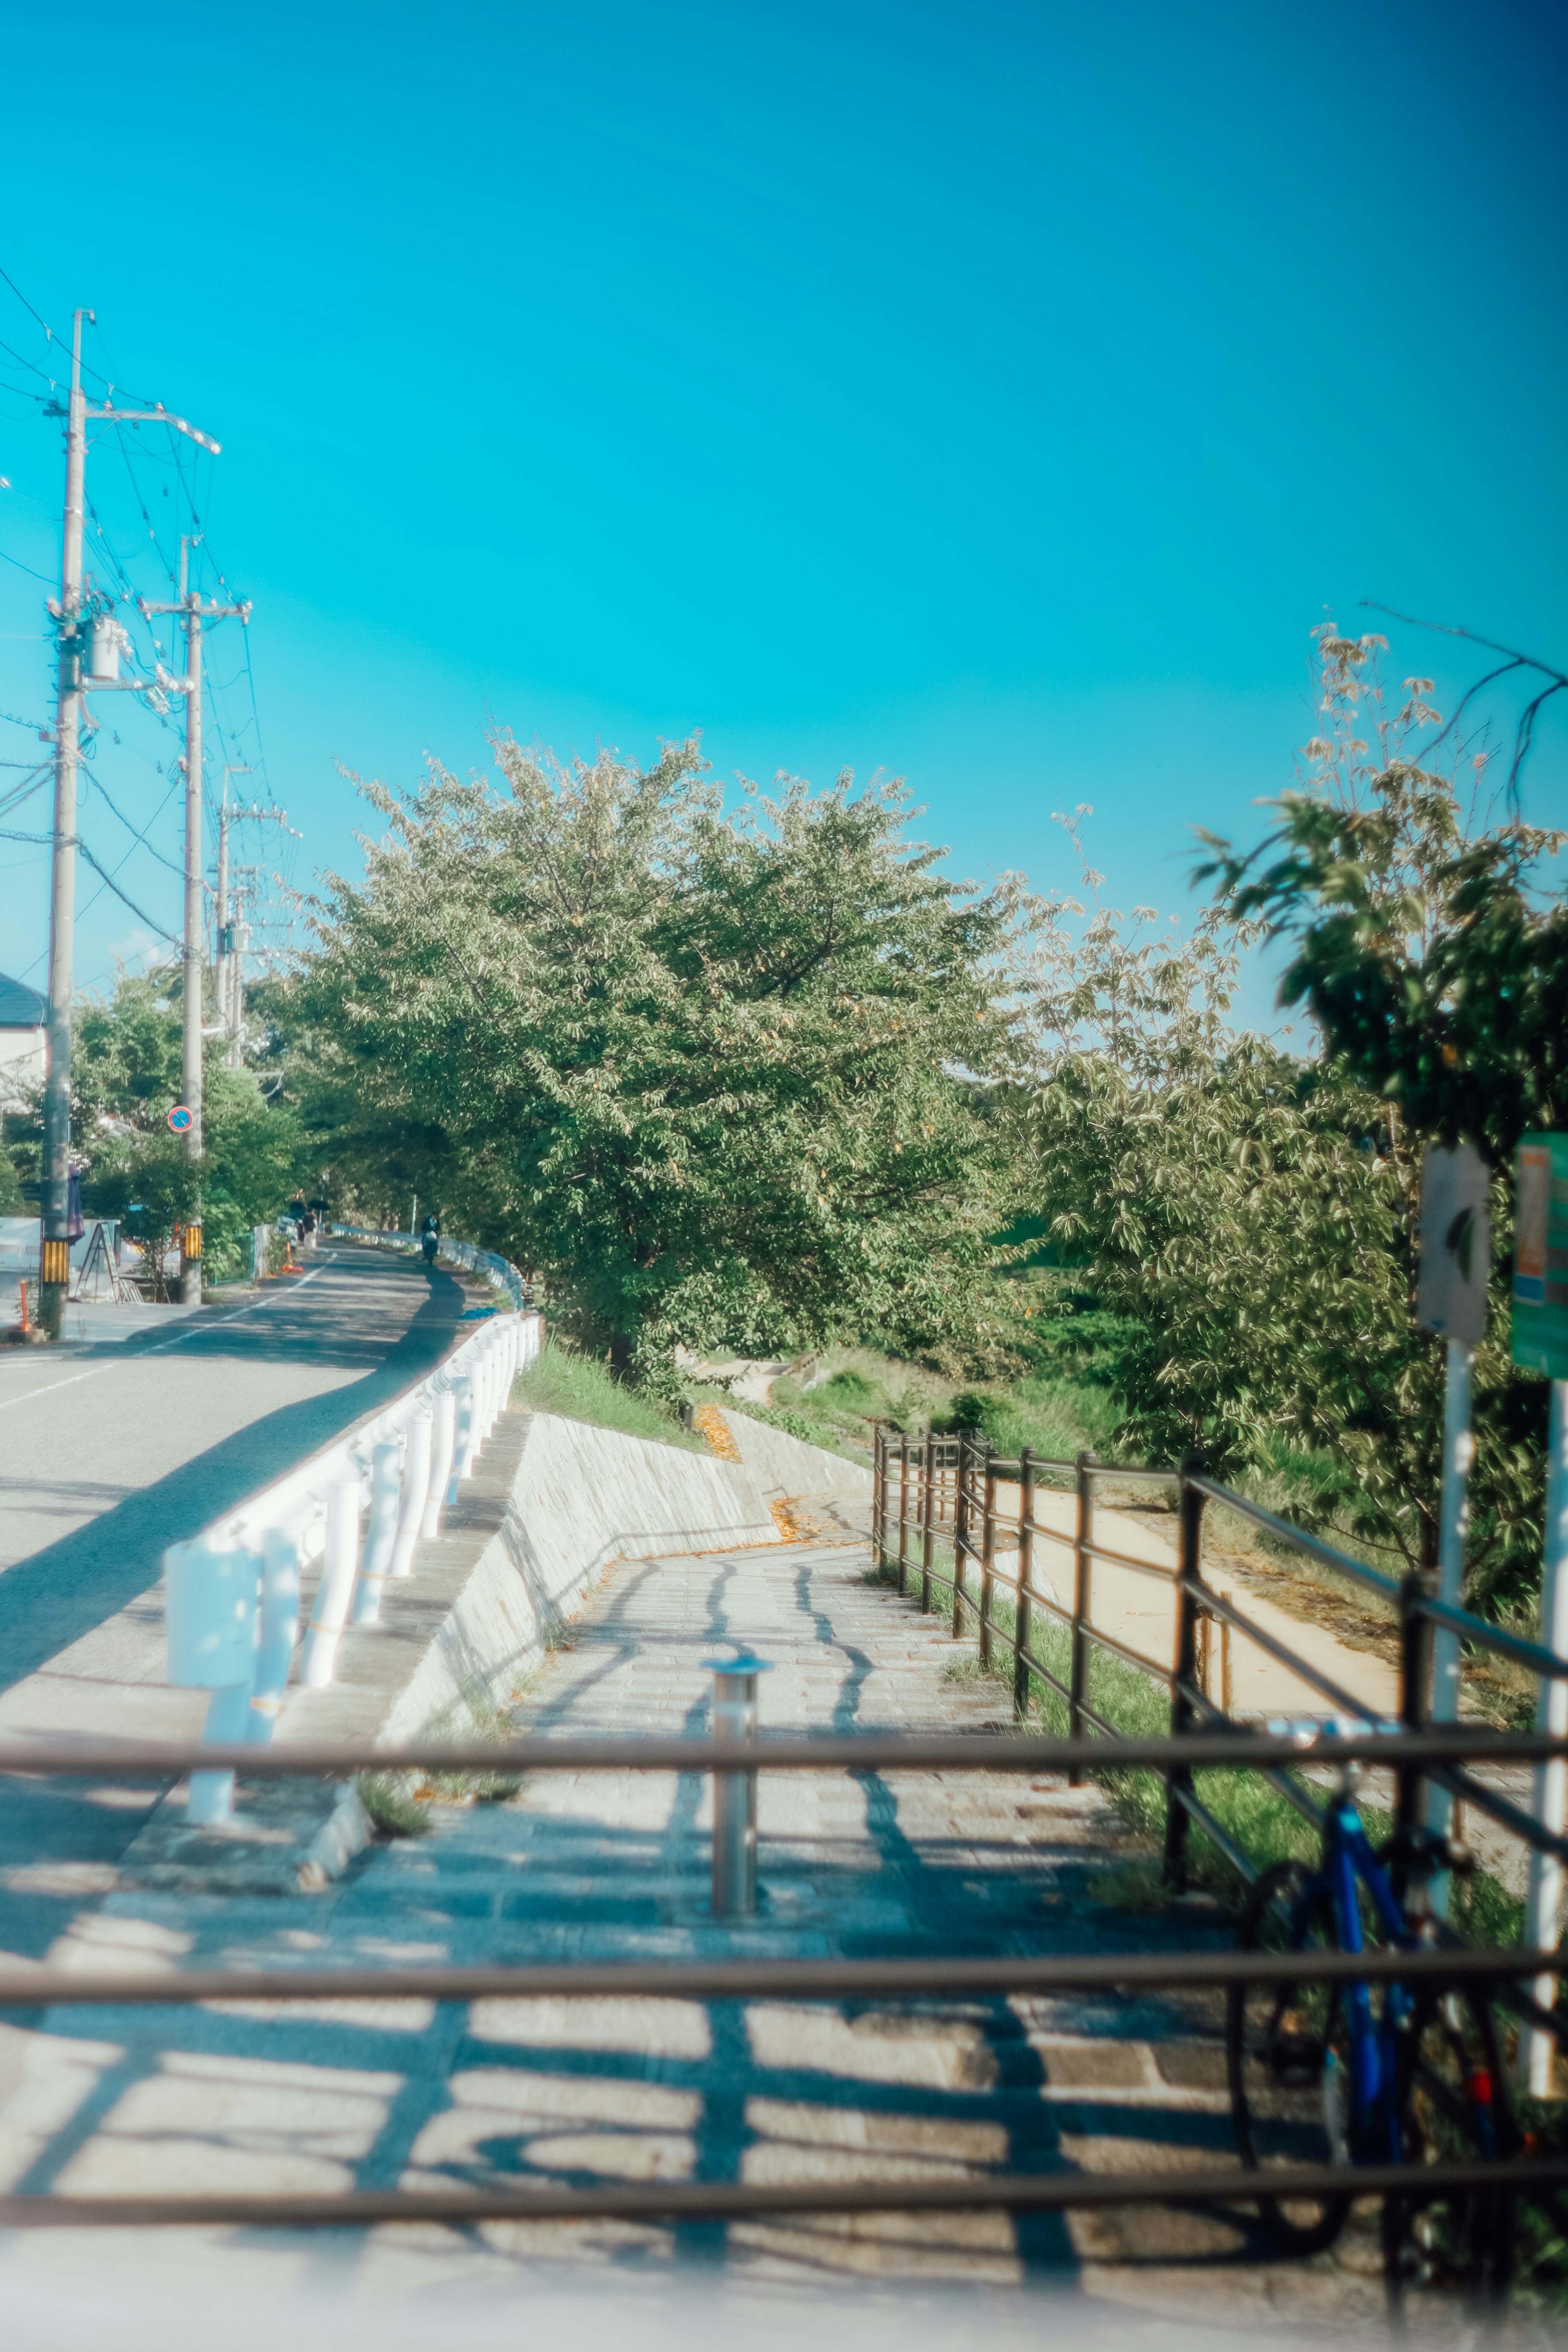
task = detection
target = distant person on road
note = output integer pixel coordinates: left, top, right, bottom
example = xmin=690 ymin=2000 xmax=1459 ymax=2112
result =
xmin=421 ymin=1211 xmax=440 ymax=1266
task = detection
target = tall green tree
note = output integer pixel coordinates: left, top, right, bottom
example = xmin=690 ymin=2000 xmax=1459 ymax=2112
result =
xmin=1198 ymin=624 xmax=1568 ymax=1167
xmin=283 ymin=739 xmax=1024 ymax=1378
xmin=7 ymin=966 xmax=308 ymax=1281
xmin=1015 ymin=807 xmax=1541 ymax=1597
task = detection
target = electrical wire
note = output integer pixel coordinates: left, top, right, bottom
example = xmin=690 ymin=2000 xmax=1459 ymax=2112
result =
xmin=84 ymin=768 xmax=185 ymax=876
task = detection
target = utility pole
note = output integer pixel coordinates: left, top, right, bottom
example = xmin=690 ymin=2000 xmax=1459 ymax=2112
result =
xmin=214 ymin=764 xmax=250 ymax=1056
xmin=212 ymin=780 xmax=296 ymax=1068
xmin=144 ymin=551 xmax=250 ymax=1303
xmin=38 ymin=314 xmax=89 ymax=1336
xmin=38 ymin=327 xmax=222 ymax=1337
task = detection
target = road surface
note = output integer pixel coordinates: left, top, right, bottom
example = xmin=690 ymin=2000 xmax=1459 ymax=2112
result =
xmin=0 ymin=1242 xmax=470 ymax=1957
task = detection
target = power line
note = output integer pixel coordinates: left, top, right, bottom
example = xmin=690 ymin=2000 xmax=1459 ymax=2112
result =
xmin=84 ymin=768 xmax=185 ymax=875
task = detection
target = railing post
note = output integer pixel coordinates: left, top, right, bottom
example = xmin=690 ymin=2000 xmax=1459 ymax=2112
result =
xmin=1162 ymin=1452 xmax=1206 ymax=1891
xmin=301 ymin=1478 xmax=363 ymax=1688
xmin=388 ymin=1408 xmax=432 ymax=1580
xmin=979 ymin=1441 xmax=998 ymax=1673
xmin=1013 ymin=1446 xmax=1035 ymax=1719
xmin=421 ymin=1388 xmax=458 ymax=1538
xmin=897 ymin=1437 xmax=911 ymax=1596
xmin=707 ymin=1654 xmax=771 ymax=1919
xmin=1395 ymin=1564 xmax=1436 ymax=1900
xmin=871 ymin=1426 xmax=886 ymax=1568
xmin=351 ymin=1443 xmax=403 ymax=1625
xmin=952 ymin=1429 xmax=975 ymax=1638
xmin=920 ymin=1429 xmax=936 ymax=1614
xmin=1069 ymin=1449 xmax=1094 ymax=1786
xmin=247 ymin=1528 xmax=301 ymax=1744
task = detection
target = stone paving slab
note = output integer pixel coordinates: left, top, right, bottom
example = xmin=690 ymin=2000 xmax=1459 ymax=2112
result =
xmin=0 ymin=1524 xmax=1462 ymax=2332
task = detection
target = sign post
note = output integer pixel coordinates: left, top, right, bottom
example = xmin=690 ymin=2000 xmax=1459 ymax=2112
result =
xmin=1417 ymin=1143 xmax=1491 ymax=1907
xmin=1513 ymin=1134 xmax=1568 ymax=2094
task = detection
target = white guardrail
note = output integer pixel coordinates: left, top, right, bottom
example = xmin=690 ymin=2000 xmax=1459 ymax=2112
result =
xmin=163 ymin=1229 xmax=542 ymax=1826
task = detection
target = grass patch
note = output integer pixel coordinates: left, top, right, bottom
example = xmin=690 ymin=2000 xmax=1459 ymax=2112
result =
xmin=870 ymin=1541 xmax=1526 ymax=1929
xmin=513 ymin=1336 xmax=709 ymax=1451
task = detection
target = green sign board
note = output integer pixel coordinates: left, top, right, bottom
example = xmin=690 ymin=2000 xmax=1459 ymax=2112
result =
xmin=1512 ymin=1133 xmax=1568 ymax=1379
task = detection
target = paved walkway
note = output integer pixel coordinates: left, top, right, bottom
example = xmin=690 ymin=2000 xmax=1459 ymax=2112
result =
xmin=0 ymin=1525 xmax=1413 ymax=2328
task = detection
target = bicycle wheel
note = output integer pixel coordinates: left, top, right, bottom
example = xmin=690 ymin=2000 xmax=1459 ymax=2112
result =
xmin=1387 ymin=1984 xmax=1517 ymax=2306
xmin=1227 ymin=1857 xmax=1355 ymax=2255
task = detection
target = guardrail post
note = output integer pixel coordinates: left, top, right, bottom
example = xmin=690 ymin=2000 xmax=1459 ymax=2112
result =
xmin=920 ymin=1430 xmax=936 ymax=1613
xmin=166 ymin=1538 xmax=261 ymax=1826
xmin=301 ymin=1479 xmax=362 ymax=1687
xmin=1162 ymin=1453 xmax=1206 ymax=1891
xmin=449 ymin=1375 xmax=475 ymax=1490
xmin=247 ymin=1528 xmax=301 ymax=1743
xmin=979 ymin=1441 xmax=998 ymax=1672
xmin=352 ymin=1443 xmax=403 ymax=1624
xmin=1014 ymin=1446 xmax=1035 ymax=1718
xmin=422 ymin=1389 xmax=458 ymax=1539
xmin=388 ymin=1408 xmax=432 ymax=1580
xmin=1069 ymin=1450 xmax=1093 ymax=1786
xmin=897 ymin=1437 xmax=911 ymax=1596
xmin=707 ymin=1654 xmax=771 ymax=1918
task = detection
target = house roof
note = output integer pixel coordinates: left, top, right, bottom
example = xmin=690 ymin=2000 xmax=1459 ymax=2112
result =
xmin=0 ymin=973 xmax=47 ymax=1028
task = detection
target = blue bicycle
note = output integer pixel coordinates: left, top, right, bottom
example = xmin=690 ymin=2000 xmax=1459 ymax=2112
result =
xmin=1227 ymin=1750 xmax=1516 ymax=2299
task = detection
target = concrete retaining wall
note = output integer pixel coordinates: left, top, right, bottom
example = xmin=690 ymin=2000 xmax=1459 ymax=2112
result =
xmin=285 ymin=1398 xmax=873 ymax=1751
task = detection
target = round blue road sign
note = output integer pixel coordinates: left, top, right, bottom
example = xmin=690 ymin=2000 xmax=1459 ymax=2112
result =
xmin=167 ymin=1104 xmax=193 ymax=1134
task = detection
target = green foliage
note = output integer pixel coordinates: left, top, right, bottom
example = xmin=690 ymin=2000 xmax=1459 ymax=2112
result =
xmin=1011 ymin=804 xmax=1545 ymax=1596
xmin=1198 ymin=625 xmax=1568 ymax=1171
xmin=512 ymin=1333 xmax=709 ymax=1452
xmin=11 ymin=965 xmax=314 ymax=1282
xmin=281 ymin=743 xmax=1025 ymax=1376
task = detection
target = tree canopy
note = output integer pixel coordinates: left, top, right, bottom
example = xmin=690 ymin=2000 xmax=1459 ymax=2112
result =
xmin=278 ymin=740 xmax=1026 ymax=1381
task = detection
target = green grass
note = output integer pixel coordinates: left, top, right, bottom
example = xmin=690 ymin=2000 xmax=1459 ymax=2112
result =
xmin=871 ymin=1538 xmax=1527 ymax=1934
xmin=512 ymin=1336 xmax=710 ymax=1451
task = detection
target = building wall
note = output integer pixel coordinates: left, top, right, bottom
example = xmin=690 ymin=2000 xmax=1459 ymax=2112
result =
xmin=0 ymin=1026 xmax=45 ymax=1105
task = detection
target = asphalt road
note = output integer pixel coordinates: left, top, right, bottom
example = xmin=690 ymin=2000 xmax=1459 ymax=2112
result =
xmin=0 ymin=1242 xmax=470 ymax=1958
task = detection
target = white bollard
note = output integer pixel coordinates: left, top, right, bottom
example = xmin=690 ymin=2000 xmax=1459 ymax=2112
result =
xmin=189 ymin=1682 xmax=254 ymax=1826
xmin=422 ymin=1388 xmax=457 ymax=1538
xmin=352 ymin=1443 xmax=403 ymax=1624
xmin=301 ymin=1479 xmax=363 ymax=1686
xmin=388 ymin=1408 xmax=433 ymax=1578
xmin=247 ymin=1528 xmax=301 ymax=1742
xmin=450 ymin=1376 xmax=475 ymax=1492
xmin=165 ymin=1539 xmax=262 ymax=1828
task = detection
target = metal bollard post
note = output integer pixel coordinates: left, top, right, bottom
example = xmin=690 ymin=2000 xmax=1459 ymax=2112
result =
xmin=706 ymin=1654 xmax=772 ymax=1919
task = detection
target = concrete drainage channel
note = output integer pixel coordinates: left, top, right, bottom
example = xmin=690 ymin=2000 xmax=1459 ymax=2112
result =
xmin=124 ymin=1296 xmax=872 ymax=1893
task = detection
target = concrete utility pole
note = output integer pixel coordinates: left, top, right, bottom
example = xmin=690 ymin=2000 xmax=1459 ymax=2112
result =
xmin=144 ymin=552 xmax=250 ymax=1303
xmin=38 ymin=330 xmax=222 ymax=1336
xmin=214 ymin=764 xmax=249 ymax=1054
xmin=213 ymin=779 xmax=297 ymax=1068
xmin=39 ymin=312 xmax=89 ymax=1336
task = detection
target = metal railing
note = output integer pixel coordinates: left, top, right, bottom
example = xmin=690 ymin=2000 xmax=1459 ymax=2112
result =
xmin=162 ymin=1302 xmax=544 ymax=1822
xmin=0 ymin=1722 xmax=1566 ymax=2240
xmin=871 ymin=1425 xmax=1568 ymax=2009
xmin=331 ymin=1221 xmax=532 ymax=1311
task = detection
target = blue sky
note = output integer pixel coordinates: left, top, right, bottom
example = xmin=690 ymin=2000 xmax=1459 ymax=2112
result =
xmin=1 ymin=0 xmax=1564 ymax=1018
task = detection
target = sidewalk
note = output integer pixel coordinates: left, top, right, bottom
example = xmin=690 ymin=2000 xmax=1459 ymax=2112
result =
xmin=0 ymin=1519 xmax=1409 ymax=2325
